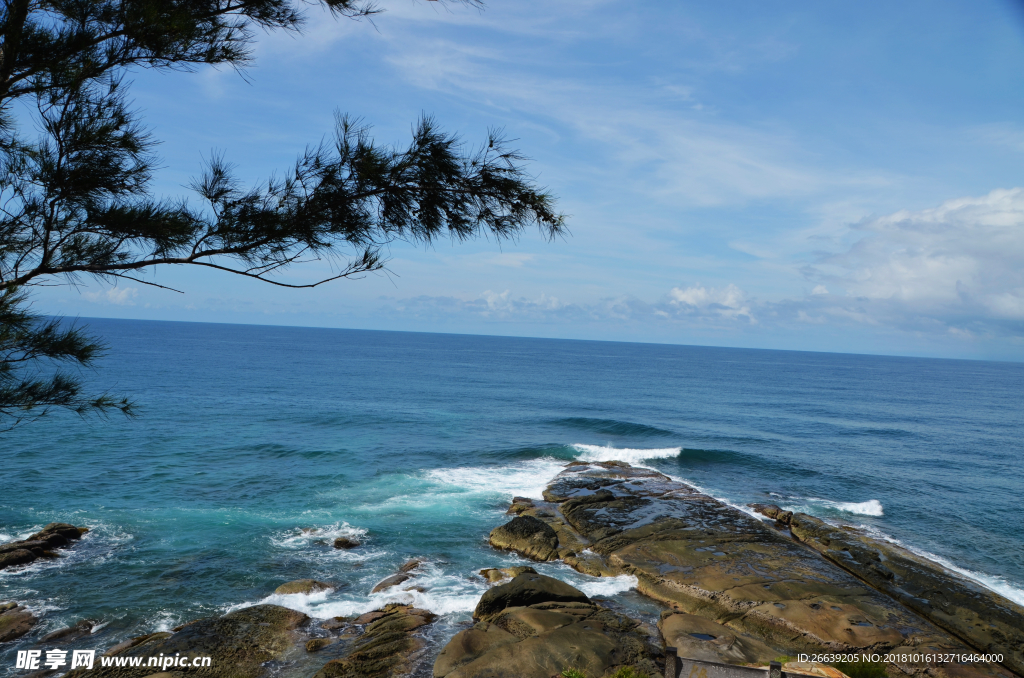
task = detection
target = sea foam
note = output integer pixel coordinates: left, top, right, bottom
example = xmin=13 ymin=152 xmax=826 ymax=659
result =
xmin=571 ymin=444 xmax=681 ymax=465
xmin=806 ymin=497 xmax=884 ymax=516
xmin=425 ymin=457 xmax=568 ymax=500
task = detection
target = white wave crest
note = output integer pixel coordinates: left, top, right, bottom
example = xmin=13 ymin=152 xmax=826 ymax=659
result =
xmin=571 ymin=444 xmax=681 ymax=465
xmin=271 ymin=522 xmax=368 ymax=549
xmin=226 ymin=563 xmax=487 ymax=619
xmin=806 ymin=498 xmax=884 ymax=516
xmin=425 ymin=458 xmax=568 ymax=500
xmin=574 ymin=574 xmax=638 ymax=598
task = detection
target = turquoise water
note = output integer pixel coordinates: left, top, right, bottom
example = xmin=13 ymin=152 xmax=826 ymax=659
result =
xmin=2 ymin=319 xmax=1022 ymax=673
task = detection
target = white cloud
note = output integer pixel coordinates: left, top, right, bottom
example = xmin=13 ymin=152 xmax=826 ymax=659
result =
xmin=806 ymin=188 xmax=1024 ymax=325
xmin=668 ymin=283 xmax=754 ymax=322
xmin=83 ymin=287 xmax=139 ymax=306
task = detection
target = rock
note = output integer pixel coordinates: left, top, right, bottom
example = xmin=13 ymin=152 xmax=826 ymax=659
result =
xmin=0 ymin=604 xmax=37 ymax=642
xmin=435 ymin=579 xmax=659 ymax=678
xmin=353 ymin=610 xmax=389 ymax=625
xmin=306 ymin=637 xmax=338 ymax=652
xmin=371 ymin=573 xmax=411 ymax=593
xmin=399 ymin=558 xmax=424 ymax=573
xmin=479 ymin=566 xmax=538 ymax=584
xmin=274 ymin=579 xmax=334 ymax=595
xmin=507 ymin=497 xmax=535 ymax=515
xmin=0 ymin=549 xmax=36 ymax=570
xmin=321 ymin=616 xmax=351 ymax=630
xmin=333 ymin=537 xmax=360 ymax=549
xmin=659 ymin=613 xmax=776 ymax=665
xmin=512 ymin=461 xmax=1012 ymax=678
xmin=40 ymin=619 xmax=95 ymax=643
xmin=0 ymin=602 xmax=16 ymax=612
xmin=473 ymin=573 xmax=590 ymax=619
xmin=488 ymin=515 xmax=559 ymax=561
xmin=27 ymin=523 xmax=88 ymax=546
xmin=0 ymin=523 xmax=88 ymax=570
xmin=788 ymin=511 xmax=1024 ymax=676
xmin=66 ymin=604 xmax=308 ymax=678
xmin=314 ymin=604 xmax=437 ymax=678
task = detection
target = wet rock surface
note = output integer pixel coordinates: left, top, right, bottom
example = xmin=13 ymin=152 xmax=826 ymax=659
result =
xmin=0 ymin=603 xmax=37 ymax=642
xmin=0 ymin=523 xmax=88 ymax=570
xmin=495 ymin=462 xmax=1017 ymax=678
xmin=781 ymin=510 xmax=1024 ymax=677
xmin=65 ymin=604 xmax=309 ymax=678
xmin=435 ymin=573 xmax=660 ymax=678
xmin=275 ymin=579 xmax=335 ymax=595
xmin=488 ymin=515 xmax=560 ymax=562
xmin=313 ymin=604 xmax=437 ymax=678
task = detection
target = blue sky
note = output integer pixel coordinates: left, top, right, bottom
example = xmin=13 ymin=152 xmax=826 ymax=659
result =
xmin=35 ymin=0 xmax=1024 ymax=360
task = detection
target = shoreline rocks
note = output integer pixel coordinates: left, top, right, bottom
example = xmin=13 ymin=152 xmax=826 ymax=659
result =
xmin=434 ymin=573 xmax=660 ymax=678
xmin=0 ymin=602 xmax=37 ymax=642
xmin=66 ymin=604 xmax=309 ymax=678
xmin=491 ymin=461 xmax=1017 ymax=678
xmin=314 ymin=604 xmax=437 ymax=678
xmin=0 ymin=523 xmax=88 ymax=570
xmin=275 ymin=579 xmax=335 ymax=595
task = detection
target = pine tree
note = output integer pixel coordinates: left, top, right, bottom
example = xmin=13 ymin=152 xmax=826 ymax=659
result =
xmin=0 ymin=1 xmax=565 ymax=429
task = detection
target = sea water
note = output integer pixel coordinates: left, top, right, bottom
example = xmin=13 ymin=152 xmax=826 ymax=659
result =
xmin=1 ymin=319 xmax=1022 ymax=674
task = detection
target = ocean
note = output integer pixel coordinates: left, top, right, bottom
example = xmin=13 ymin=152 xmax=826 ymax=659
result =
xmin=1 ymin=319 xmax=1022 ymax=674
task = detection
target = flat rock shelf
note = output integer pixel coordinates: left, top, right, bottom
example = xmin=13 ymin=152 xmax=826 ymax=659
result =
xmin=490 ymin=461 xmax=1022 ymax=678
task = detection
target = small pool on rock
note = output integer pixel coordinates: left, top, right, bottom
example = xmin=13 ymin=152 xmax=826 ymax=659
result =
xmin=689 ymin=633 xmax=717 ymax=641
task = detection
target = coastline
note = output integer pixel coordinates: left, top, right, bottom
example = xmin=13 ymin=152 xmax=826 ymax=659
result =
xmin=4 ymin=460 xmax=1020 ymax=678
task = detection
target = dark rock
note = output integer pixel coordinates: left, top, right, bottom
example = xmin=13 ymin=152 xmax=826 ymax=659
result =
xmin=370 ymin=573 xmax=410 ymax=593
xmin=274 ymin=579 xmax=334 ymax=595
xmin=333 ymin=537 xmax=360 ymax=549
xmin=67 ymin=604 xmax=308 ymax=678
xmin=40 ymin=619 xmax=95 ymax=643
xmin=488 ymin=516 xmax=559 ymax=561
xmin=0 ymin=549 xmax=36 ymax=570
xmin=314 ymin=604 xmax=437 ymax=678
xmin=0 ymin=523 xmax=88 ymax=570
xmin=0 ymin=604 xmax=37 ymax=642
xmin=473 ymin=573 xmax=589 ymax=619
xmin=398 ymin=558 xmax=423 ymax=573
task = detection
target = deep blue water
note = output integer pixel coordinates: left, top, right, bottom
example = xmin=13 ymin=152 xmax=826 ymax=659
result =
xmin=2 ymin=319 xmax=1022 ymax=673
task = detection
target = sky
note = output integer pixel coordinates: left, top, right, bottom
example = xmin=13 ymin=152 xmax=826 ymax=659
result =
xmin=32 ymin=0 xmax=1024 ymax=360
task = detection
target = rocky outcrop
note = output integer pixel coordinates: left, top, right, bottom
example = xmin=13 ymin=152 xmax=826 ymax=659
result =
xmin=488 ymin=515 xmax=560 ymax=561
xmin=40 ymin=619 xmax=96 ymax=643
xmin=371 ymin=574 xmax=411 ymax=594
xmin=275 ymin=579 xmax=335 ymax=595
xmin=783 ymin=511 xmax=1024 ymax=677
xmin=435 ymin=573 xmax=660 ymax=678
xmin=659 ymin=612 xmax=776 ymax=665
xmin=479 ymin=565 xmax=537 ymax=583
xmin=493 ymin=462 xmax=1016 ymax=678
xmin=473 ymin=572 xmax=591 ymax=618
xmin=313 ymin=604 xmax=437 ymax=678
xmin=334 ymin=537 xmax=360 ymax=549
xmin=0 ymin=523 xmax=88 ymax=570
xmin=65 ymin=604 xmax=308 ymax=678
xmin=0 ymin=602 xmax=37 ymax=642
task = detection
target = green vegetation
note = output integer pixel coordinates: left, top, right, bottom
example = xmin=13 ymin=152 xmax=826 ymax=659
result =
xmin=610 ymin=667 xmax=649 ymax=678
xmin=0 ymin=0 xmax=564 ymax=430
xmin=561 ymin=669 xmax=587 ymax=678
xmin=831 ymin=659 xmax=888 ymax=678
